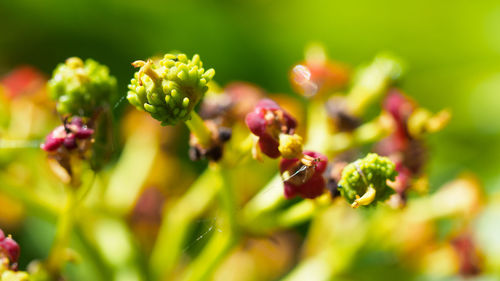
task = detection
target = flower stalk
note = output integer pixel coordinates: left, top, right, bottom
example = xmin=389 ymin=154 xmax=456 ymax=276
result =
xmin=185 ymin=111 xmax=213 ymax=149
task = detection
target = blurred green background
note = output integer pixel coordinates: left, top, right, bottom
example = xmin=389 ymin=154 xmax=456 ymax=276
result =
xmin=1 ymin=0 xmax=499 ymax=191
xmin=1 ymin=1 xmax=500 ymax=280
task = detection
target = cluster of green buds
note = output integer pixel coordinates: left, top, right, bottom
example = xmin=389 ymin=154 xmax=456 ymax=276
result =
xmin=127 ymin=53 xmax=228 ymax=161
xmin=48 ymin=57 xmax=117 ymax=117
xmin=44 ymin=56 xmax=118 ymax=184
xmin=338 ymin=153 xmax=397 ymax=208
xmin=127 ymin=54 xmax=215 ymax=126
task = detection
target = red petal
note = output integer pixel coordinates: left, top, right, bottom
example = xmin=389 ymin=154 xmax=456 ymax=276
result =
xmin=258 ymin=136 xmax=280 ymax=158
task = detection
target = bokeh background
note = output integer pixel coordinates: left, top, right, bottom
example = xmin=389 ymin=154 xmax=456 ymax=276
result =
xmin=2 ymin=0 xmax=500 ymax=190
xmin=1 ymin=0 xmax=500 ymax=280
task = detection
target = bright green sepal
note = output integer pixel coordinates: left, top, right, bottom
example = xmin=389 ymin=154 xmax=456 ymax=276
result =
xmin=338 ymin=153 xmax=397 ymax=207
xmin=48 ymin=57 xmax=117 ymax=117
xmin=127 ymin=53 xmax=215 ymax=126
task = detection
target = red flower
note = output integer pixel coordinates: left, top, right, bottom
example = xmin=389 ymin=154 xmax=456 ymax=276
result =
xmin=245 ymin=99 xmax=297 ymax=158
xmin=376 ymin=89 xmax=429 ymax=206
xmin=0 ymin=66 xmax=46 ymax=99
xmin=0 ymin=229 xmax=20 ymax=266
xmin=382 ymin=89 xmax=416 ymax=150
xmin=41 ymin=117 xmax=94 ymax=152
xmin=280 ymin=151 xmax=328 ymax=199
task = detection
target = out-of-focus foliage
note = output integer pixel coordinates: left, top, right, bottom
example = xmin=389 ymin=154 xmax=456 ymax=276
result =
xmin=1 ymin=1 xmax=500 ymax=281
xmin=1 ymin=0 xmax=500 ymax=189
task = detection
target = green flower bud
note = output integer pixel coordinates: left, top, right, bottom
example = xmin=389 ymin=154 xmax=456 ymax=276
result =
xmin=127 ymin=53 xmax=215 ymax=126
xmin=338 ymin=153 xmax=397 ymax=208
xmin=48 ymin=57 xmax=117 ymax=117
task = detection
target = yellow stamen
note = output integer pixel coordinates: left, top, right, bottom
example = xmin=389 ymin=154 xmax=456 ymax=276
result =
xmin=351 ymin=185 xmax=376 ymax=208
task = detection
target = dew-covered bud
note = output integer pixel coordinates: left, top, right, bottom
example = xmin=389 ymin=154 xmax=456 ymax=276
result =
xmin=338 ymin=153 xmax=397 ymax=208
xmin=127 ymin=53 xmax=215 ymax=126
xmin=280 ymin=151 xmax=328 ymax=199
xmin=245 ymin=99 xmax=297 ymax=158
xmin=48 ymin=57 xmax=117 ymax=117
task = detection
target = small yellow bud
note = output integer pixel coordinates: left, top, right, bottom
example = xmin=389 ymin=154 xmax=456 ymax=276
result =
xmin=351 ymin=184 xmax=376 ymax=208
xmin=278 ymin=133 xmax=303 ymax=159
xmin=65 ymin=57 xmax=84 ymax=69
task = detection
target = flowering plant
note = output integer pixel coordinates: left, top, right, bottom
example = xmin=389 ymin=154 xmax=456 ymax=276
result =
xmin=1 ymin=45 xmax=490 ymax=281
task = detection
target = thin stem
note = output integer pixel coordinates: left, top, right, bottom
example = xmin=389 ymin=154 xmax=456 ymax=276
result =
xmin=46 ymin=188 xmax=77 ymax=276
xmin=217 ymin=164 xmax=239 ymax=236
xmin=150 ymin=167 xmax=222 ymax=280
xmin=176 ymin=165 xmax=239 ymax=281
xmin=242 ymin=174 xmax=286 ymax=233
xmin=45 ymin=172 xmax=95 ymax=276
xmin=177 ymin=230 xmax=235 ymax=281
xmin=304 ymin=99 xmax=329 ymax=153
xmin=150 ymin=134 xmax=253 ymax=280
xmin=185 ymin=111 xmax=212 ymax=149
xmin=277 ymin=194 xmax=331 ymax=229
xmin=345 ymin=55 xmax=401 ymax=116
xmin=75 ymin=172 xmax=96 ymax=206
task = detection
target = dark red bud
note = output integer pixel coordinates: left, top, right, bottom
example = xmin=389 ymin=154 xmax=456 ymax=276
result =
xmin=63 ymin=134 xmax=78 ymax=150
xmin=74 ymin=127 xmax=94 ymax=139
xmin=245 ymin=99 xmax=298 ymax=158
xmin=245 ymin=111 xmax=268 ymax=137
xmin=280 ymin=151 xmax=328 ymax=199
xmin=41 ymin=134 xmax=65 ymax=152
xmin=384 ymin=89 xmax=416 ymax=137
xmin=258 ymin=135 xmax=281 ymax=159
xmin=0 ymin=236 xmax=20 ymax=264
xmin=70 ymin=117 xmax=84 ymax=127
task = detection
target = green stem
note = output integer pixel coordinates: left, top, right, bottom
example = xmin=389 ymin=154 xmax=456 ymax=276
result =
xmin=46 ymin=188 xmax=77 ymax=276
xmin=45 ymin=172 xmax=95 ymax=276
xmin=73 ymin=225 xmax=114 ymax=281
xmin=177 ymin=230 xmax=235 ymax=281
xmin=304 ymin=99 xmax=330 ymax=153
xmin=242 ymin=174 xmax=286 ymax=233
xmin=217 ymin=165 xmax=239 ymax=236
xmin=150 ymin=167 xmax=222 ymax=280
xmin=345 ymin=54 xmax=402 ymax=116
xmin=185 ymin=111 xmax=212 ymax=148
xmin=276 ymin=194 xmax=331 ymax=229
xmin=177 ymin=165 xmax=239 ymax=281
xmin=150 ymin=133 xmax=253 ymax=280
